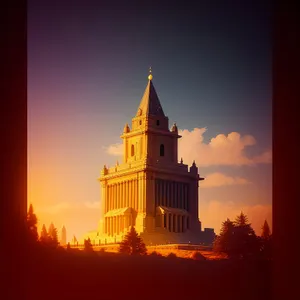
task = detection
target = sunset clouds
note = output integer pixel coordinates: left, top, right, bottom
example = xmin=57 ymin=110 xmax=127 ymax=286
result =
xmin=103 ymin=127 xmax=272 ymax=235
xmin=178 ymin=128 xmax=272 ymax=167
xmin=201 ymin=172 xmax=251 ymax=188
xmin=105 ymin=127 xmax=272 ymax=167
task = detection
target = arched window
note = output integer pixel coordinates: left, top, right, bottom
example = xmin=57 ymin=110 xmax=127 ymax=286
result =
xmin=131 ymin=144 xmax=135 ymax=156
xmin=160 ymin=144 xmax=164 ymax=156
xmin=156 ymin=120 xmax=160 ymax=126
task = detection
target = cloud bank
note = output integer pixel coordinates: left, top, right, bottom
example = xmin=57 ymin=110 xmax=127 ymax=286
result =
xmin=105 ymin=127 xmax=272 ymax=167
xmin=178 ymin=128 xmax=272 ymax=167
xmin=201 ymin=172 xmax=251 ymax=188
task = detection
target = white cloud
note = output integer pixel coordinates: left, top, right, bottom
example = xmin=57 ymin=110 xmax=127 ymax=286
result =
xmin=201 ymin=172 xmax=251 ymax=188
xmin=178 ymin=128 xmax=272 ymax=167
xmin=105 ymin=127 xmax=272 ymax=167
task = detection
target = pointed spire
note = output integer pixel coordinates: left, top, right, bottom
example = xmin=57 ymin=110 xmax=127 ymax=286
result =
xmin=136 ymin=69 xmax=165 ymax=117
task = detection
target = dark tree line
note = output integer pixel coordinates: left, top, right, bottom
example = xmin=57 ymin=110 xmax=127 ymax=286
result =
xmin=26 ymin=204 xmax=59 ymax=248
xmin=27 ymin=204 xmax=271 ymax=260
xmin=213 ymin=212 xmax=272 ymax=260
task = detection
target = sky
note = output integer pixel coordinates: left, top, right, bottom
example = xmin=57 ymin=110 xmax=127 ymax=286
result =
xmin=28 ymin=0 xmax=272 ymax=241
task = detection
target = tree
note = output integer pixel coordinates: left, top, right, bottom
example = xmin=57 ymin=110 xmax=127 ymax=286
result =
xmin=27 ymin=204 xmax=38 ymax=241
xmin=233 ymin=212 xmax=260 ymax=259
xmin=260 ymin=220 xmax=272 ymax=260
xmin=84 ymin=238 xmax=93 ymax=252
xmin=261 ymin=220 xmax=271 ymax=240
xmin=48 ymin=223 xmax=59 ymax=248
xmin=214 ymin=213 xmax=260 ymax=259
xmin=213 ymin=218 xmax=235 ymax=257
xmin=119 ymin=226 xmax=147 ymax=255
xmin=40 ymin=224 xmax=49 ymax=244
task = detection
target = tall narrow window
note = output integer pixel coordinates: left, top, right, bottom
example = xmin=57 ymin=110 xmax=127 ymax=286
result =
xmin=160 ymin=144 xmax=164 ymax=156
xmin=131 ymin=144 xmax=134 ymax=156
xmin=156 ymin=120 xmax=160 ymax=126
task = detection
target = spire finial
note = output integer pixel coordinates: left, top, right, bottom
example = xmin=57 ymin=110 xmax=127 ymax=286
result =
xmin=148 ymin=66 xmax=153 ymax=80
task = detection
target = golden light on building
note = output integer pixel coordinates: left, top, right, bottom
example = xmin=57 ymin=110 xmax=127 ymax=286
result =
xmin=82 ymin=70 xmax=215 ymax=245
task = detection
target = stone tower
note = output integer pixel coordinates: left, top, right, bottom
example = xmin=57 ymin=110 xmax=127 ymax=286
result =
xmin=97 ymin=69 xmax=207 ymax=245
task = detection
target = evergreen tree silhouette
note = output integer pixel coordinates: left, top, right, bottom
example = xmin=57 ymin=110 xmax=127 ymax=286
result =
xmin=27 ymin=204 xmax=38 ymax=242
xmin=40 ymin=224 xmax=50 ymax=245
xmin=260 ymin=220 xmax=272 ymax=260
xmin=213 ymin=218 xmax=235 ymax=257
xmin=233 ymin=212 xmax=259 ymax=259
xmin=84 ymin=238 xmax=93 ymax=252
xmin=48 ymin=223 xmax=59 ymax=248
xmin=261 ymin=220 xmax=271 ymax=239
xmin=119 ymin=226 xmax=147 ymax=255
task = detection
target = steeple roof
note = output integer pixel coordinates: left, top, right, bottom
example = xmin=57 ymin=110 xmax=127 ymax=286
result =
xmin=136 ymin=70 xmax=165 ymax=117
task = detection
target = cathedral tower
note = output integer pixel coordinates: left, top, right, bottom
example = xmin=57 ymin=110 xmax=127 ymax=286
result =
xmin=98 ymin=69 xmax=206 ymax=245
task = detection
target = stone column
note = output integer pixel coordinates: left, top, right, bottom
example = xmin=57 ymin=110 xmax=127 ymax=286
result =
xmin=111 ymin=185 xmax=114 ymax=210
xmin=116 ymin=184 xmax=118 ymax=210
xmin=118 ymin=183 xmax=121 ymax=209
xmin=132 ymin=180 xmax=135 ymax=209
xmin=169 ymin=213 xmax=173 ymax=232
xmin=173 ymin=216 xmax=176 ymax=233
xmin=178 ymin=183 xmax=181 ymax=209
xmin=170 ymin=182 xmax=173 ymax=208
xmin=110 ymin=217 xmax=113 ymax=236
xmin=110 ymin=185 xmax=113 ymax=211
xmin=121 ymin=215 xmax=124 ymax=233
xmin=126 ymin=181 xmax=129 ymax=207
xmin=107 ymin=186 xmax=109 ymax=211
xmin=116 ymin=216 xmax=119 ymax=235
xmin=165 ymin=181 xmax=168 ymax=207
xmin=129 ymin=180 xmax=132 ymax=208
xmin=121 ymin=182 xmax=123 ymax=208
xmin=135 ymin=179 xmax=138 ymax=210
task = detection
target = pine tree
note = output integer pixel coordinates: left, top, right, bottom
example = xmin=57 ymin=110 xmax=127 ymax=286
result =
xmin=119 ymin=226 xmax=147 ymax=255
xmin=261 ymin=220 xmax=271 ymax=240
xmin=27 ymin=204 xmax=38 ymax=241
xmin=48 ymin=223 xmax=59 ymax=248
xmin=40 ymin=224 xmax=49 ymax=244
xmin=233 ymin=212 xmax=259 ymax=259
xmin=260 ymin=220 xmax=272 ymax=260
xmin=213 ymin=218 xmax=235 ymax=257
